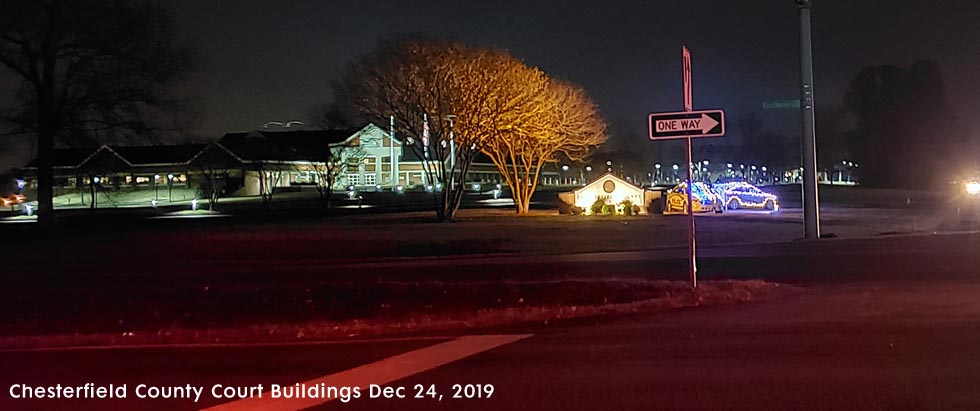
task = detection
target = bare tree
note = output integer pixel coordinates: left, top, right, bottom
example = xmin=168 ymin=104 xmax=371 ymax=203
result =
xmin=0 ymin=0 xmax=199 ymax=226
xmin=312 ymin=144 xmax=364 ymax=209
xmin=191 ymin=145 xmax=238 ymax=211
xmin=254 ymin=162 xmax=285 ymax=205
xmin=334 ymin=37 xmax=485 ymax=221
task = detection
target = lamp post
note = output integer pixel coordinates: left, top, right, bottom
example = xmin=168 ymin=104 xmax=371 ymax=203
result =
xmin=167 ymin=173 xmax=174 ymax=202
xmin=92 ymin=176 xmax=100 ymax=208
xmin=672 ymin=164 xmax=679 ymax=182
xmin=798 ymin=0 xmax=821 ymax=238
xmin=654 ymin=163 xmax=661 ymax=183
xmin=154 ymin=174 xmax=160 ymax=201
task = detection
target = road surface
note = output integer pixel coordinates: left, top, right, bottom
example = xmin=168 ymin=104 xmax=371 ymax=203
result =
xmin=2 ymin=280 xmax=979 ymax=410
xmin=2 ymin=233 xmax=980 ymax=410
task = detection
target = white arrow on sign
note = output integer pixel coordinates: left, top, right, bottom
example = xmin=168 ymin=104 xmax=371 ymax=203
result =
xmin=654 ymin=113 xmax=719 ymax=135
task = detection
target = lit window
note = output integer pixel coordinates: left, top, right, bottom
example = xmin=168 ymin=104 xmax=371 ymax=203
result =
xmin=347 ymin=174 xmax=360 ymax=186
xmin=364 ymin=174 xmax=376 ymax=186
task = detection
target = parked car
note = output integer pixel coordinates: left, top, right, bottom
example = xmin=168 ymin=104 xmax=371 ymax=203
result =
xmin=712 ymin=182 xmax=779 ymax=211
xmin=663 ymin=182 xmax=723 ymax=215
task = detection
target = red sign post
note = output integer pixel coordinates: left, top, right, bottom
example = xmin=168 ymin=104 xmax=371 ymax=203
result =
xmin=682 ymin=46 xmax=697 ymax=288
xmin=683 ymin=46 xmax=692 ymax=112
xmin=647 ymin=46 xmax=726 ymax=288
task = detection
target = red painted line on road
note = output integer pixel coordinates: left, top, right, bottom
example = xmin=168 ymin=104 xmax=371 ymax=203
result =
xmin=200 ymin=334 xmax=532 ymax=411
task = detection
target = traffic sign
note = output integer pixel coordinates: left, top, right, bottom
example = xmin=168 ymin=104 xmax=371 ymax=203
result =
xmin=648 ymin=109 xmax=725 ymax=140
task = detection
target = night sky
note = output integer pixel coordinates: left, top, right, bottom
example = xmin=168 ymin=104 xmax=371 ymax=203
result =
xmin=4 ymin=0 xmax=980 ymax=168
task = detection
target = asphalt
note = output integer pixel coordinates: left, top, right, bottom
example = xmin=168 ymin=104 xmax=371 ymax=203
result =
xmin=3 ymin=280 xmax=979 ymax=410
xmin=2 ymin=233 xmax=980 ymax=410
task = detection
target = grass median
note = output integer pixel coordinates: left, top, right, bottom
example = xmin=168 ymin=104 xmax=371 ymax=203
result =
xmin=0 ymin=279 xmax=797 ymax=350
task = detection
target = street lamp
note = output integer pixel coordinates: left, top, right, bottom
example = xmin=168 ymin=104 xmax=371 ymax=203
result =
xmin=154 ymin=174 xmax=160 ymax=201
xmin=655 ymin=163 xmax=661 ymax=183
xmin=167 ymin=173 xmax=174 ymax=202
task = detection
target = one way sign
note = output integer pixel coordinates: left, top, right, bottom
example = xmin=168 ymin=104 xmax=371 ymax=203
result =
xmin=648 ymin=109 xmax=725 ymax=140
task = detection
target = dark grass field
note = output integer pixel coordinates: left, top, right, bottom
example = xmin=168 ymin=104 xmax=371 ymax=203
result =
xmin=0 ymin=279 xmax=789 ymax=349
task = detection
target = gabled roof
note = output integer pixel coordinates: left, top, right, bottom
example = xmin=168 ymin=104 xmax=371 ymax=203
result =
xmin=573 ymin=172 xmax=645 ymax=195
xmin=111 ymin=144 xmax=208 ymax=165
xmin=23 ymin=147 xmax=98 ymax=168
xmin=218 ymin=128 xmax=358 ymax=162
xmin=22 ymin=143 xmax=215 ymax=171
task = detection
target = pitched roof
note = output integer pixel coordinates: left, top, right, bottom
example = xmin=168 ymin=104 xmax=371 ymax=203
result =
xmin=23 ymin=144 xmax=209 ymax=169
xmin=218 ymin=129 xmax=356 ymax=162
xmin=110 ymin=144 xmax=208 ymax=165
xmin=573 ymin=172 xmax=644 ymax=195
xmin=24 ymin=147 xmax=98 ymax=168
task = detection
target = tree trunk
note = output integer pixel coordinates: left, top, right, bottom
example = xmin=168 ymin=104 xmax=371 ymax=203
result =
xmin=36 ymin=126 xmax=55 ymax=225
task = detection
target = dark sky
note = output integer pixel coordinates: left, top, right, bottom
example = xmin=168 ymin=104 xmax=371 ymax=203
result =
xmin=169 ymin=0 xmax=980 ymax=138
xmin=3 ymin=0 xmax=979 ymax=169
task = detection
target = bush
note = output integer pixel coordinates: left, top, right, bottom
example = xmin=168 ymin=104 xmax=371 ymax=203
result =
xmin=601 ymin=203 xmax=615 ymax=215
xmin=620 ymin=199 xmax=635 ymax=216
xmin=591 ymin=199 xmax=606 ymax=215
xmin=558 ymin=200 xmax=585 ymax=215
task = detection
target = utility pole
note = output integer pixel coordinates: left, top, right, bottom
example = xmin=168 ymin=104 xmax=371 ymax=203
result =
xmin=798 ymin=0 xmax=821 ymax=239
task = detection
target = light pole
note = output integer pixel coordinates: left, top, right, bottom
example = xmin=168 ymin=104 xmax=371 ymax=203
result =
xmin=655 ymin=163 xmax=662 ymax=183
xmin=672 ymin=164 xmax=679 ymax=182
xmin=585 ymin=165 xmax=593 ymax=182
xmin=92 ymin=176 xmax=100 ymax=208
xmin=154 ymin=174 xmax=160 ymax=201
xmin=798 ymin=0 xmax=821 ymax=239
xmin=167 ymin=173 xmax=174 ymax=202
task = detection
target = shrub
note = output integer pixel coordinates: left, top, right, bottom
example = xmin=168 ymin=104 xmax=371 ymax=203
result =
xmin=620 ymin=199 xmax=635 ymax=216
xmin=591 ymin=199 xmax=606 ymax=215
xmin=601 ymin=203 xmax=615 ymax=215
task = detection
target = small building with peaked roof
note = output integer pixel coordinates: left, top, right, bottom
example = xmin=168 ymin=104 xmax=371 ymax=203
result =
xmin=558 ymin=173 xmax=661 ymax=215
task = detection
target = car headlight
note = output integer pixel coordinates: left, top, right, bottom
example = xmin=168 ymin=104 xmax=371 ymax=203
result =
xmin=966 ymin=181 xmax=980 ymax=196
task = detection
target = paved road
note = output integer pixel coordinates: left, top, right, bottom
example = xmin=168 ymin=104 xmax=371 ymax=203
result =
xmin=3 ymin=233 xmax=980 ymax=410
xmin=5 ymin=231 xmax=980 ymax=286
xmin=3 ymin=280 xmax=979 ymax=410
